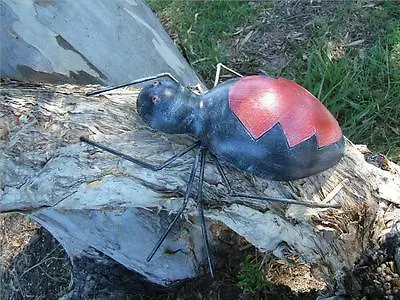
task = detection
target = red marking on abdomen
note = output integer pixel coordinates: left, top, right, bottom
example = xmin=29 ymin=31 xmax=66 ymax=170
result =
xmin=228 ymin=76 xmax=342 ymax=147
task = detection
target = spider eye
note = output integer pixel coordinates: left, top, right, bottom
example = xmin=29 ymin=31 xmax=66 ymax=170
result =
xmin=153 ymin=80 xmax=160 ymax=87
xmin=151 ymin=95 xmax=159 ymax=103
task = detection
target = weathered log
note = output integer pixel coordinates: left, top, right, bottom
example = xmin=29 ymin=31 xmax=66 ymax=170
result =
xmin=1 ymin=80 xmax=399 ymax=289
xmin=1 ymin=0 xmax=202 ymax=88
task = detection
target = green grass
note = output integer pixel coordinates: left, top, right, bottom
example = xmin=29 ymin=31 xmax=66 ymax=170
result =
xmin=297 ymin=41 xmax=400 ymax=160
xmin=287 ymin=2 xmax=400 ymax=160
xmin=146 ymin=0 xmax=400 ymax=161
xmin=237 ymin=255 xmax=271 ymax=294
xmin=146 ymin=0 xmax=269 ymax=84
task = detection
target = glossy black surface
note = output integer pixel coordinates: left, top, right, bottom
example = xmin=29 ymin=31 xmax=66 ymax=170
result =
xmin=136 ymin=77 xmax=344 ymax=181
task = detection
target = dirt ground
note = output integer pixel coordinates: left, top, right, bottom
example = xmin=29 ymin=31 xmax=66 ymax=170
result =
xmin=0 ymin=213 xmax=328 ymax=300
xmin=1 ymin=1 xmax=400 ymax=299
xmin=0 ymin=214 xmax=71 ymax=299
xmin=1 ymin=212 xmax=400 ymax=299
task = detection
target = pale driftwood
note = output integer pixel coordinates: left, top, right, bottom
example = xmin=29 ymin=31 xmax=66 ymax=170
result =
xmin=1 ymin=80 xmax=399 ymax=288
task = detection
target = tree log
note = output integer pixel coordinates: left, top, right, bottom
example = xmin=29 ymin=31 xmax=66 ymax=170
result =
xmin=1 ymin=80 xmax=399 ymax=288
xmin=1 ymin=0 xmax=202 ymax=88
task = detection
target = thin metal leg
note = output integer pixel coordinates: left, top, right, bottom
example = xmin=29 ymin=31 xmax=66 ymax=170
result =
xmin=258 ymin=69 xmax=269 ymax=76
xmin=146 ymin=147 xmax=201 ymax=262
xmin=86 ymin=73 xmax=180 ymax=96
xmin=212 ymin=154 xmax=341 ymax=209
xmin=213 ymin=63 xmax=243 ymax=87
xmin=197 ymin=147 xmax=215 ymax=278
xmin=80 ymin=137 xmax=200 ymax=171
xmin=231 ymin=193 xmax=341 ymax=208
xmin=210 ymin=152 xmax=232 ymax=194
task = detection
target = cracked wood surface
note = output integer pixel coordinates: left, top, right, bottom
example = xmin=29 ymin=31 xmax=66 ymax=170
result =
xmin=1 ymin=80 xmax=399 ymax=286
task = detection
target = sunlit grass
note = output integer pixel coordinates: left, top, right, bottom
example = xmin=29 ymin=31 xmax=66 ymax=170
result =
xmin=298 ymin=41 xmax=400 ymax=160
xmin=147 ymin=0 xmax=400 ymax=161
xmin=147 ymin=0 xmax=269 ymax=85
xmin=289 ymin=2 xmax=400 ymax=160
xmin=237 ymin=255 xmax=271 ymax=294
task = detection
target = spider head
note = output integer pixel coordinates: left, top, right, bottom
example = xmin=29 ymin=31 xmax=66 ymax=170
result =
xmin=137 ymin=79 xmax=195 ymax=134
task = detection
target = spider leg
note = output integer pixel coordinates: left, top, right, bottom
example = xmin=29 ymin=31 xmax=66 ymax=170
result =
xmin=230 ymin=193 xmax=341 ymax=208
xmin=80 ymin=137 xmax=200 ymax=171
xmin=211 ymin=153 xmax=232 ymax=194
xmin=146 ymin=147 xmax=201 ymax=262
xmin=197 ymin=147 xmax=214 ymax=278
xmin=213 ymin=63 xmax=243 ymax=87
xmin=86 ymin=73 xmax=180 ymax=96
xmin=210 ymin=153 xmax=341 ymax=209
xmin=258 ymin=69 xmax=269 ymax=76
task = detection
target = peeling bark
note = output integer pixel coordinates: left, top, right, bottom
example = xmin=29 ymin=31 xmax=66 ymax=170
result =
xmin=1 ymin=80 xmax=399 ymax=287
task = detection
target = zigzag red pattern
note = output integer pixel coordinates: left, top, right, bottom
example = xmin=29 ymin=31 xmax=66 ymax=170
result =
xmin=228 ymin=76 xmax=342 ymax=148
